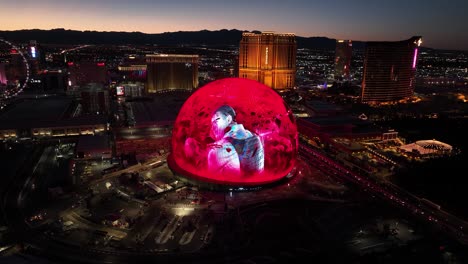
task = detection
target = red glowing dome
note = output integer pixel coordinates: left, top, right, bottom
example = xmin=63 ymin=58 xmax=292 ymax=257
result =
xmin=168 ymin=78 xmax=298 ymax=186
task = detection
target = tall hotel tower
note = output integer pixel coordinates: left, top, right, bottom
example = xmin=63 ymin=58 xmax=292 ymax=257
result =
xmin=146 ymin=54 xmax=199 ymax=93
xmin=334 ymin=40 xmax=352 ymax=80
xmin=361 ymin=36 xmax=422 ymax=104
xmin=239 ymin=32 xmax=296 ymax=90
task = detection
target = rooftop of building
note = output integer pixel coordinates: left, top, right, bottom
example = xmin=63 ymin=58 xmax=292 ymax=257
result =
xmin=299 ymin=115 xmax=384 ymax=136
xmin=117 ymin=65 xmax=147 ymax=70
xmin=0 ymin=96 xmax=107 ymax=129
xmin=366 ymin=36 xmax=422 ymax=46
xmin=76 ymin=134 xmax=111 ymax=152
xmin=305 ymin=100 xmax=344 ymax=112
xmin=300 ymin=115 xmax=364 ymax=125
xmin=115 ymin=126 xmax=172 ymax=140
xmin=145 ymin=54 xmax=199 ymax=64
xmin=127 ymin=93 xmax=189 ymax=127
xmin=0 ymin=96 xmax=72 ymax=122
xmin=242 ymin=32 xmax=295 ymax=36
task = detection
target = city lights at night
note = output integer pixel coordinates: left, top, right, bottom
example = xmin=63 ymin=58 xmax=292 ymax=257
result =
xmin=0 ymin=1 xmax=467 ymax=264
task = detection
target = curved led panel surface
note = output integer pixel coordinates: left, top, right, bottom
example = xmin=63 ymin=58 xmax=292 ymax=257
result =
xmin=168 ymin=78 xmax=297 ymax=186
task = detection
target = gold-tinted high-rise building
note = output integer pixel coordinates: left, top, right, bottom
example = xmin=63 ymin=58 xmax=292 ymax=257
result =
xmin=239 ymin=32 xmax=296 ymax=90
xmin=146 ymin=54 xmax=199 ymax=93
xmin=361 ymin=36 xmax=422 ymax=104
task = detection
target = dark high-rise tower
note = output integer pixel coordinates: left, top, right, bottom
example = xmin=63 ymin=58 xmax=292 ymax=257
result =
xmin=28 ymin=40 xmax=43 ymax=76
xmin=68 ymin=61 xmax=107 ymax=86
xmin=334 ymin=40 xmax=352 ymax=80
xmin=239 ymin=32 xmax=296 ymax=90
xmin=361 ymin=36 xmax=422 ymax=104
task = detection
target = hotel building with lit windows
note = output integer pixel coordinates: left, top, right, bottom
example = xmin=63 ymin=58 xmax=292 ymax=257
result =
xmin=238 ymin=32 xmax=296 ymax=90
xmin=146 ymin=54 xmax=199 ymax=93
xmin=361 ymin=36 xmax=422 ymax=104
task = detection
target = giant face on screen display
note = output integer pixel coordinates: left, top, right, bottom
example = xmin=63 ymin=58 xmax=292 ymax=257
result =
xmin=168 ymin=78 xmax=298 ymax=186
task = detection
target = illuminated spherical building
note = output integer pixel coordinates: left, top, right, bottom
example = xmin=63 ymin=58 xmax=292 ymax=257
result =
xmin=168 ymin=78 xmax=298 ymax=187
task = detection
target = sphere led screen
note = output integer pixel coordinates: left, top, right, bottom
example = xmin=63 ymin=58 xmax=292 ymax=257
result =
xmin=169 ymin=78 xmax=298 ymax=186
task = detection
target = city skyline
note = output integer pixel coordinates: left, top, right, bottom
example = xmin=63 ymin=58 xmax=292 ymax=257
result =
xmin=1 ymin=0 xmax=467 ymax=51
xmin=1 ymin=7 xmax=468 ymax=261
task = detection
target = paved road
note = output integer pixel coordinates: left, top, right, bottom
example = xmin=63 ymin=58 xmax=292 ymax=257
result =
xmin=299 ymin=143 xmax=468 ymax=246
xmin=92 ymin=155 xmax=168 ymax=185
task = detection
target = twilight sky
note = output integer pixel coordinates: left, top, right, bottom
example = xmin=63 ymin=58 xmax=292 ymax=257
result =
xmin=1 ymin=0 xmax=467 ymax=50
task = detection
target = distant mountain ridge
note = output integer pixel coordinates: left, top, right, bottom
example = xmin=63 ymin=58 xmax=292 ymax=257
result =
xmin=0 ymin=28 xmax=367 ymax=49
